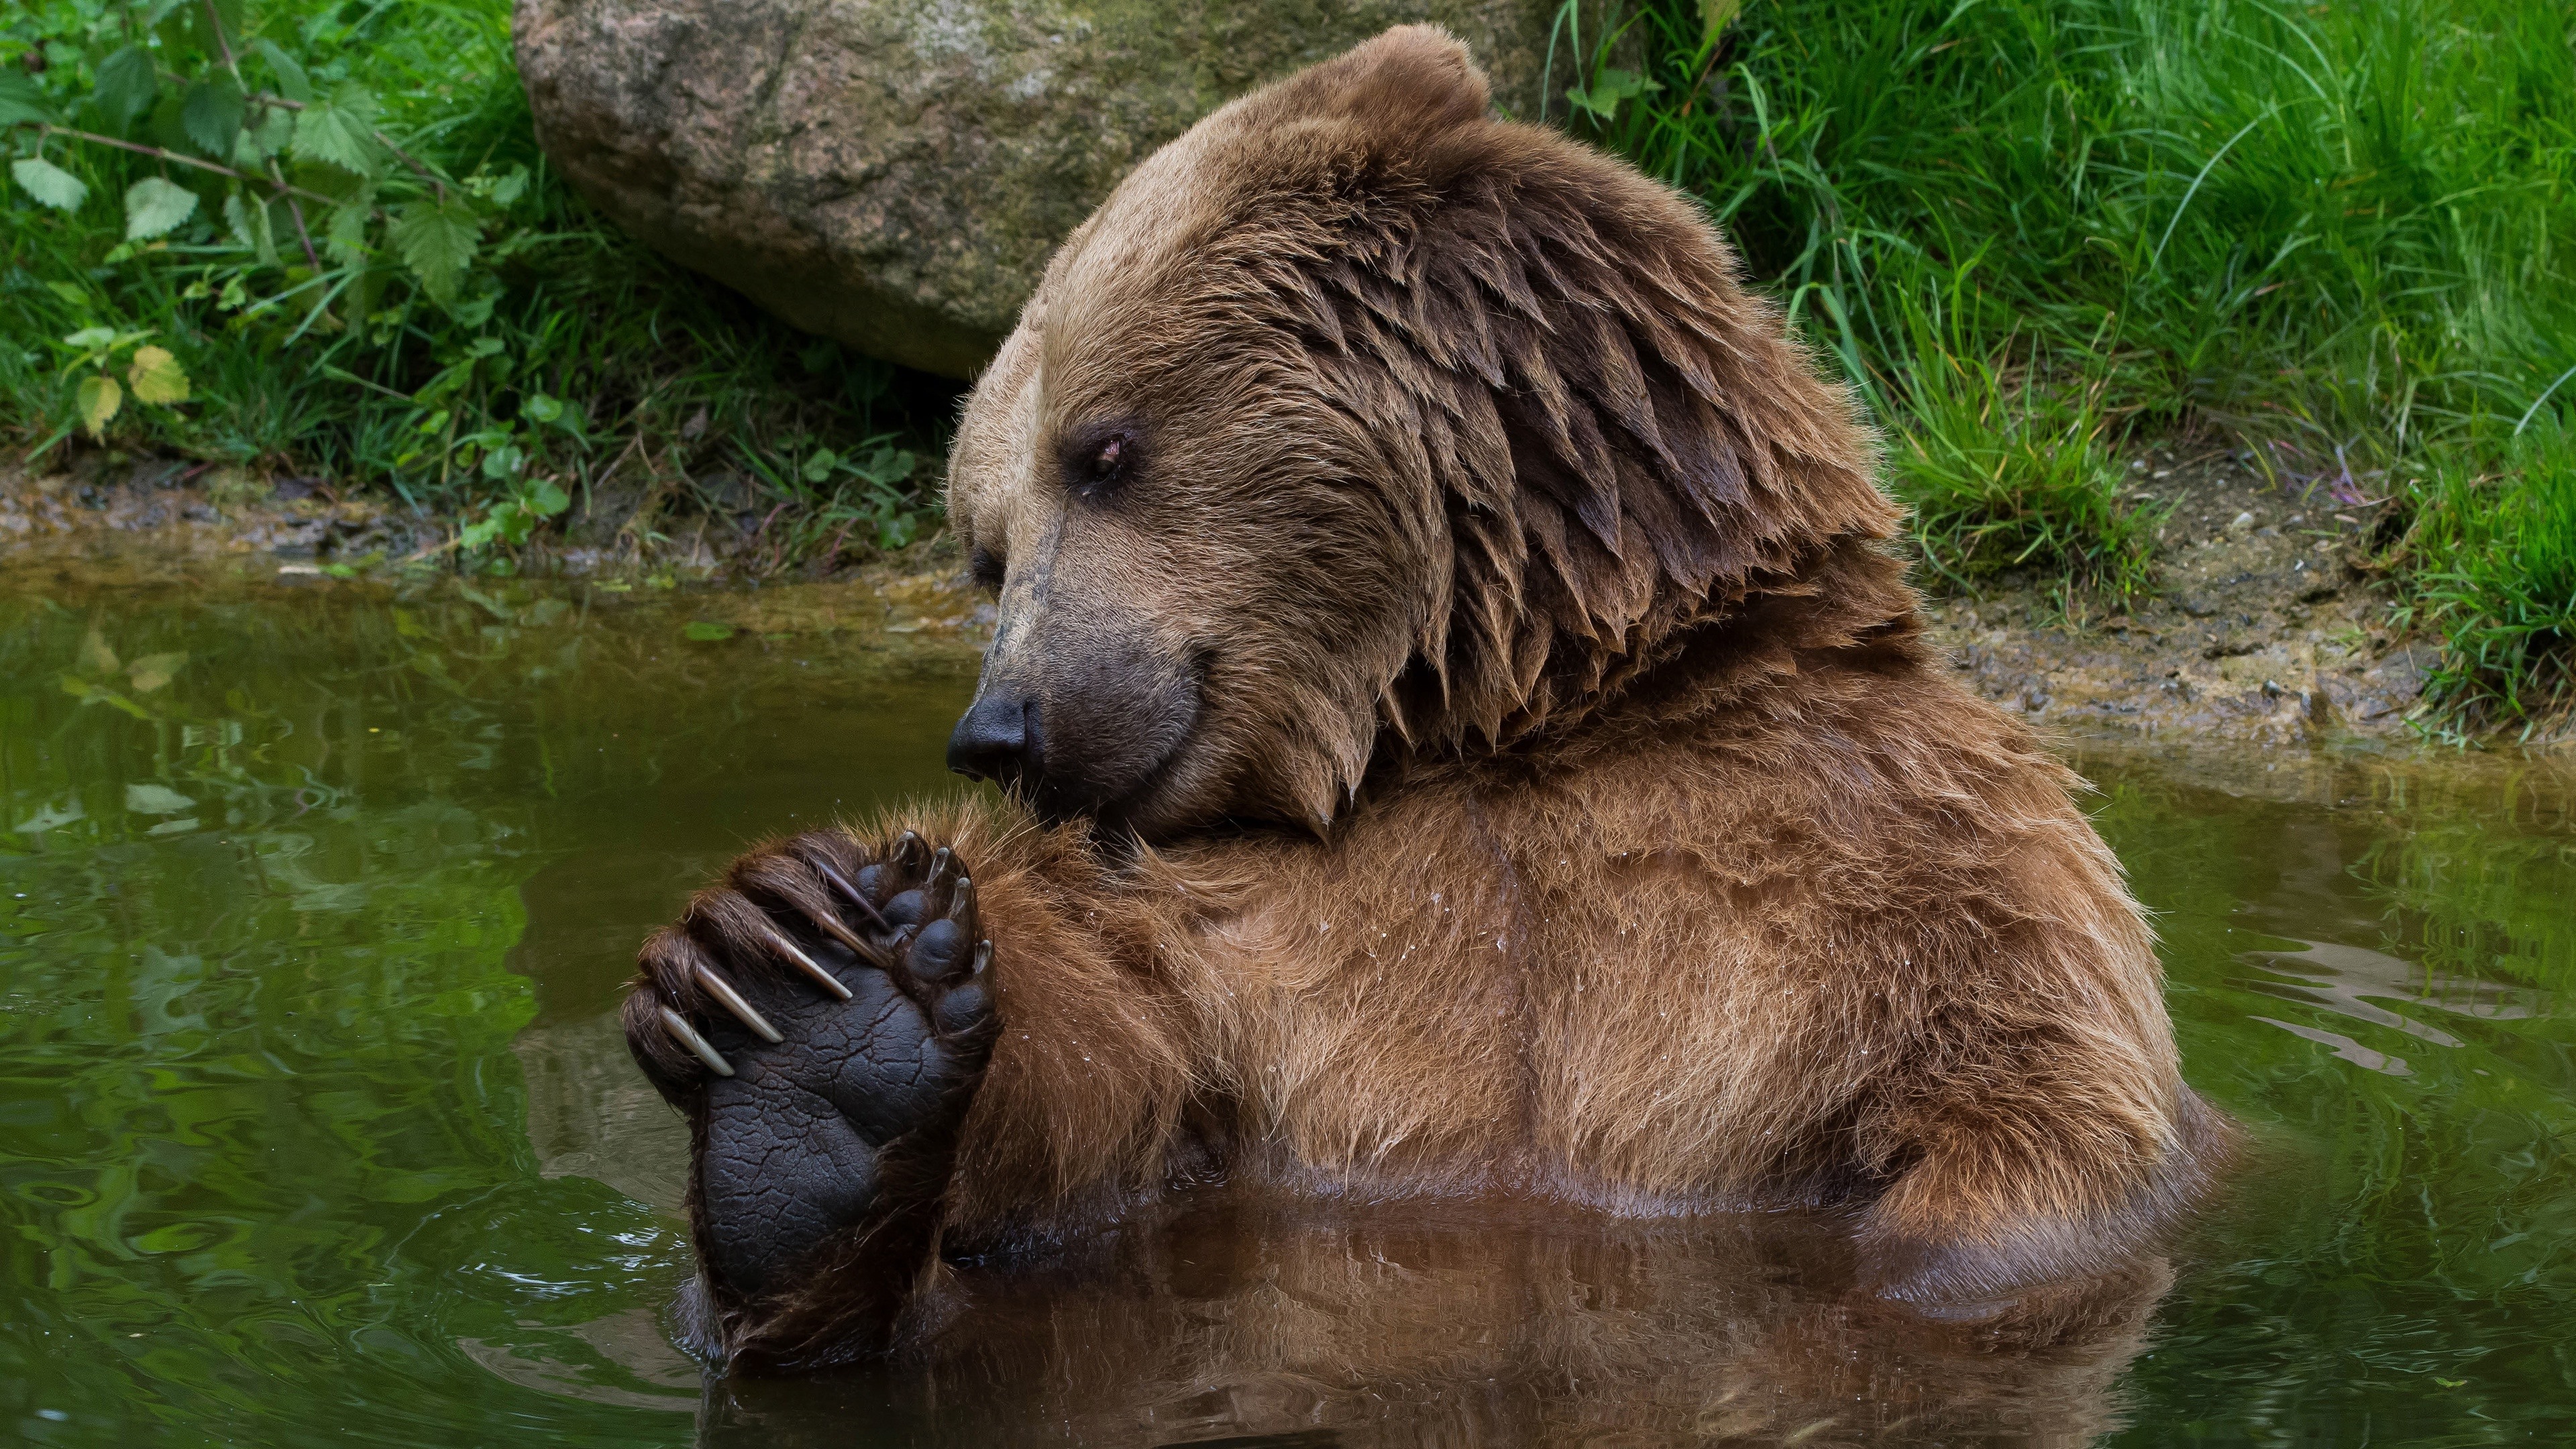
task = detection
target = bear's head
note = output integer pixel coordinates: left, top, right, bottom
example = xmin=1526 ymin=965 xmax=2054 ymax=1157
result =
xmin=945 ymin=25 xmax=1909 ymax=841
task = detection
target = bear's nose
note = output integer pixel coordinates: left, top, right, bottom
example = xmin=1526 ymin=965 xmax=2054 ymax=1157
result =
xmin=947 ymin=692 xmax=1038 ymax=788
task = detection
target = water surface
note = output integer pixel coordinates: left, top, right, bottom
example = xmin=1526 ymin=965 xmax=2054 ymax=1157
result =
xmin=3 ymin=572 xmax=2572 ymax=1445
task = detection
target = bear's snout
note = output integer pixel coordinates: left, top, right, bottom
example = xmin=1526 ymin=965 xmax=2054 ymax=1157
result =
xmin=948 ymin=692 xmax=1035 ymax=789
xmin=951 ymin=634 xmax=1202 ymax=832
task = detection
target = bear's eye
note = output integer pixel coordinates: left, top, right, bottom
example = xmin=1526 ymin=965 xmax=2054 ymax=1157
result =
xmin=969 ymin=546 xmax=1005 ymax=593
xmin=1065 ymin=427 xmax=1136 ymax=498
xmin=1086 ymin=436 xmax=1124 ymax=484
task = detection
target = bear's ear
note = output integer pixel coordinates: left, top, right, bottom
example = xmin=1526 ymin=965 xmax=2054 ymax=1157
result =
xmin=1238 ymin=25 xmax=1489 ymax=142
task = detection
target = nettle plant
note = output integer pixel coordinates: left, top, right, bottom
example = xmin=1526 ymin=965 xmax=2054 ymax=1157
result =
xmin=3 ymin=0 xmax=574 ymax=544
xmin=801 ymin=438 xmax=923 ymax=551
xmin=3 ymin=1 xmax=491 ymax=313
xmin=54 ymin=322 xmax=189 ymax=436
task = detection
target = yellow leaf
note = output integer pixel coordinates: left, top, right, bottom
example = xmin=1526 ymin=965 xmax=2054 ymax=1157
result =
xmin=77 ymin=372 xmax=123 ymax=438
xmin=125 ymin=651 xmax=188 ymax=693
xmin=127 ymin=345 xmax=191 ymax=405
xmin=76 ymin=626 xmax=120 ymax=678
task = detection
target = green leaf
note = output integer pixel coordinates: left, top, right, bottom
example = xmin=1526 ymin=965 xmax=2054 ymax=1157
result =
xmin=291 ymin=83 xmax=382 ymax=176
xmin=480 ymin=443 xmax=525 ymax=480
xmin=123 ymin=177 xmax=200 ymax=240
xmin=12 ymin=156 xmax=89 ymax=212
xmin=521 ymin=392 xmax=564 ymax=425
xmin=181 ymin=75 xmax=246 ymax=159
xmin=390 ymin=197 xmax=480 ymax=303
xmin=244 ymin=104 xmax=294 ymax=162
xmin=64 ymin=326 xmax=119 ymax=350
xmin=124 ymin=782 xmax=195 ymax=816
xmin=1565 ymin=67 xmax=1661 ymax=121
xmin=13 ymin=798 xmax=87 ymax=833
xmin=525 ymin=478 xmax=570 ymax=517
xmin=682 ymin=621 xmax=735 ymax=643
xmin=0 ymin=72 xmax=59 ymax=127
xmin=77 ymin=373 xmax=123 ymax=437
xmin=485 ymin=164 xmax=528 ymax=207
xmin=93 ymin=46 xmax=159 ymax=133
xmin=802 ymin=449 xmax=839 ymax=484
xmin=251 ymin=38 xmax=313 ymax=103
xmin=857 ymin=446 xmax=916 ymax=485
xmin=146 ymin=89 xmax=191 ymax=156
xmin=323 ymin=198 xmax=372 ymax=264
xmin=127 ymin=345 xmax=191 ymax=405
xmin=189 ymin=0 xmax=247 ymax=64
xmin=224 ymin=189 xmax=279 ymax=266
xmin=1699 ymin=0 xmax=1742 ymax=39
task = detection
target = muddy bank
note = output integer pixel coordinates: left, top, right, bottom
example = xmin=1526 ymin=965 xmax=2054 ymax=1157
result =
xmin=3 ymin=452 xmax=983 ymax=596
xmin=1 ymin=449 xmax=2548 ymax=748
xmin=1922 ymin=439 xmax=2457 ymax=745
xmin=0 ymin=460 xmax=991 ymax=637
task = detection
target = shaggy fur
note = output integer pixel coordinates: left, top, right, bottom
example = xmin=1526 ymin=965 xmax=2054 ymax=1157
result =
xmin=625 ymin=25 xmax=2227 ymax=1372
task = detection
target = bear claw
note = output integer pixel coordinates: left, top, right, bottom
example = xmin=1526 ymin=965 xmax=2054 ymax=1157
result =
xmin=693 ymin=963 xmax=783 ymax=1043
xmin=624 ymin=829 xmax=1002 ymax=1322
xmin=812 ymin=856 xmax=890 ymax=928
xmin=753 ymin=918 xmax=855 ymax=1000
xmin=658 ymin=1006 xmax=736 ymax=1077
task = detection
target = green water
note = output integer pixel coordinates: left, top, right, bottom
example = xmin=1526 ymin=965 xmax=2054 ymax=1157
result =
xmin=2 ymin=575 xmax=2572 ymax=1446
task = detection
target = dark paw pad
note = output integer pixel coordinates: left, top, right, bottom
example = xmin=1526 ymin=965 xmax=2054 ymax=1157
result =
xmin=627 ymin=830 xmax=997 ymax=1303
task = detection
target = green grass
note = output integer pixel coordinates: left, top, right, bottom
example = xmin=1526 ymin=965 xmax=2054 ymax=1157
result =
xmin=2 ymin=0 xmax=957 ymax=568
xmin=1555 ymin=0 xmax=2576 ymax=722
xmin=2394 ymin=426 xmax=2576 ymax=735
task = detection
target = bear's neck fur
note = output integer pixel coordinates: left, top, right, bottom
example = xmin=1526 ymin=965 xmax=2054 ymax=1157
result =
xmin=1379 ymin=533 xmax=1929 ymax=771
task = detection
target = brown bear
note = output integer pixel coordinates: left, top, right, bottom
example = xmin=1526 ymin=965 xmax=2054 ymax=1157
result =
xmin=622 ymin=25 xmax=2229 ymax=1374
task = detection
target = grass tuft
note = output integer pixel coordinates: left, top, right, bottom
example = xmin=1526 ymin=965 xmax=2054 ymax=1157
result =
xmin=2396 ymin=427 xmax=2576 ymax=736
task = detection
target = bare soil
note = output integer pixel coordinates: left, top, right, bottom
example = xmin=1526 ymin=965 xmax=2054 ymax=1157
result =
xmin=1921 ymin=439 xmax=2439 ymax=745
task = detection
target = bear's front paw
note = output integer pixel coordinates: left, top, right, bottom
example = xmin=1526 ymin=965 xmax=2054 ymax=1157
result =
xmin=623 ymin=828 xmax=996 ymax=1340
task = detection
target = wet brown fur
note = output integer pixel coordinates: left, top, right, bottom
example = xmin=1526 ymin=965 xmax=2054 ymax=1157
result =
xmin=629 ymin=25 xmax=2228 ymax=1364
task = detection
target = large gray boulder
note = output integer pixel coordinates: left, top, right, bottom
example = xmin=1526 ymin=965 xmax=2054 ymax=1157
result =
xmin=514 ymin=0 xmax=1576 ymax=378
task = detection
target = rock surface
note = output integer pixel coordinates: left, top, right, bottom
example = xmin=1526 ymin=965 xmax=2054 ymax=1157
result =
xmin=514 ymin=0 xmax=1577 ymax=378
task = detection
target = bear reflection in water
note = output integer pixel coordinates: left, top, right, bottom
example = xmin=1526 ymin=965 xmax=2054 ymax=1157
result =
xmin=690 ymin=1194 xmax=2167 ymax=1446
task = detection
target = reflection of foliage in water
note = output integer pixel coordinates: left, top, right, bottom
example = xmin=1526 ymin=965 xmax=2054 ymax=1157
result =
xmin=10 ymin=581 xmax=2576 ymax=1442
xmin=2353 ymin=771 xmax=2576 ymax=994
xmin=0 ymin=586 xmax=737 ymax=1441
xmin=2084 ymin=754 xmax=2576 ymax=1442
